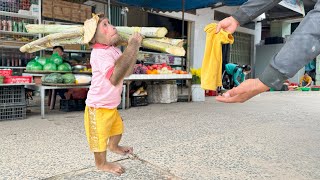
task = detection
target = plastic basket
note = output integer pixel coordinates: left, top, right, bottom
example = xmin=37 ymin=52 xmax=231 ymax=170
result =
xmin=60 ymin=99 xmax=86 ymax=112
xmin=0 ymin=86 xmax=26 ymax=105
xmin=131 ymin=95 xmax=148 ymax=107
xmin=0 ymin=105 xmax=27 ymax=121
xmin=4 ymin=76 xmax=32 ymax=84
xmin=301 ymin=87 xmax=310 ymax=91
xmin=0 ymin=69 xmax=13 ymax=77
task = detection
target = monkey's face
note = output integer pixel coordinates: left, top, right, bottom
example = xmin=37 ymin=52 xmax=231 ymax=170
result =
xmin=95 ymin=18 xmax=119 ymax=45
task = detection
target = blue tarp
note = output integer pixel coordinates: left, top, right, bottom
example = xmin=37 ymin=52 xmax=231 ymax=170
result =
xmin=113 ymin=0 xmax=247 ymax=11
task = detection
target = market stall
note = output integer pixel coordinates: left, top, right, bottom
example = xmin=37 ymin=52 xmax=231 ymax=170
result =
xmin=124 ymin=74 xmax=192 ymax=108
xmin=1 ymin=0 xmax=197 ymax=120
xmin=0 ymin=69 xmax=35 ymax=120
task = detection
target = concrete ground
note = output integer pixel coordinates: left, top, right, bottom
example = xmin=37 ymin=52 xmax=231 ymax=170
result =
xmin=1 ymin=91 xmax=320 ymax=180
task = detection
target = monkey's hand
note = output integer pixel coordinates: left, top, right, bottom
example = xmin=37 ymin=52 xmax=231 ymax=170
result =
xmin=128 ymin=32 xmax=143 ymax=49
xmin=110 ymin=32 xmax=143 ymax=86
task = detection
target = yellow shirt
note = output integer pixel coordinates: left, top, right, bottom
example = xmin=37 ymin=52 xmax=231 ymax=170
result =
xmin=201 ymin=23 xmax=234 ymax=90
xmin=300 ymin=76 xmax=312 ymax=84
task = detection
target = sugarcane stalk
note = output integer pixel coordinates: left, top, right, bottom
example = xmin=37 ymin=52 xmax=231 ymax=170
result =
xmin=20 ymin=30 xmax=84 ymax=53
xmin=148 ymin=38 xmax=184 ymax=47
xmin=25 ymin=24 xmax=83 ymax=34
xmin=19 ymin=37 xmax=84 ymax=53
xmin=142 ymin=39 xmax=185 ymax=56
xmin=116 ymin=26 xmax=168 ymax=38
xmin=118 ymin=32 xmax=185 ymax=56
xmin=26 ymin=24 xmax=168 ymax=39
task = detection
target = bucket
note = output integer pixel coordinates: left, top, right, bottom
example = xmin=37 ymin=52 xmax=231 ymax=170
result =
xmin=191 ymin=84 xmax=205 ymax=102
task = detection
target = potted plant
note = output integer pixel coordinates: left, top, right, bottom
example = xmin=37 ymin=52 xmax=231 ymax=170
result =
xmin=190 ymin=68 xmax=205 ymax=102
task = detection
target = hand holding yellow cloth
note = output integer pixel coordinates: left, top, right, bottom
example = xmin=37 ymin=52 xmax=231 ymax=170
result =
xmin=201 ymin=23 xmax=234 ymax=90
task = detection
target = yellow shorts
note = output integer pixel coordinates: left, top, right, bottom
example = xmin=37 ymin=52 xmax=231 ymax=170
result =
xmin=84 ymin=106 xmax=124 ymax=152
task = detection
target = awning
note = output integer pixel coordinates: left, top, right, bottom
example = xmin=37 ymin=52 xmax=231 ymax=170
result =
xmin=112 ymin=0 xmax=247 ymax=11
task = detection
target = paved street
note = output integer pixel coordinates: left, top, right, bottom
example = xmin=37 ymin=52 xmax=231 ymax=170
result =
xmin=1 ymin=92 xmax=320 ymax=179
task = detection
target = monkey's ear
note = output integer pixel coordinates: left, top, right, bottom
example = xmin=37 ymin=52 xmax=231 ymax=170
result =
xmin=96 ymin=13 xmax=105 ymax=18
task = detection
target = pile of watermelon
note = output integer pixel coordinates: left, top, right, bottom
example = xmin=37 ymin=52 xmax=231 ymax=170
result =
xmin=26 ymin=52 xmax=72 ymax=72
xmin=41 ymin=73 xmax=76 ymax=84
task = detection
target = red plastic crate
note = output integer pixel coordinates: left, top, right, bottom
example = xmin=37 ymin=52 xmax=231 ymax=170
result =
xmin=4 ymin=76 xmax=32 ymax=84
xmin=0 ymin=69 xmax=13 ymax=77
xmin=205 ymin=90 xmax=217 ymax=96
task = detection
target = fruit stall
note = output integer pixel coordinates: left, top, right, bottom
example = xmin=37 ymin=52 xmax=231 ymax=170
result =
xmin=1 ymin=0 xmax=194 ymax=119
xmin=21 ymin=51 xmax=93 ymax=118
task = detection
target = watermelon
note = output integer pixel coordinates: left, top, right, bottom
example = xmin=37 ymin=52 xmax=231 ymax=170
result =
xmin=26 ymin=61 xmax=43 ymax=71
xmin=50 ymin=52 xmax=63 ymax=65
xmin=43 ymin=63 xmax=57 ymax=71
xmin=58 ymin=63 xmax=72 ymax=72
xmin=37 ymin=56 xmax=50 ymax=66
xmin=62 ymin=73 xmax=76 ymax=84
xmin=41 ymin=73 xmax=63 ymax=83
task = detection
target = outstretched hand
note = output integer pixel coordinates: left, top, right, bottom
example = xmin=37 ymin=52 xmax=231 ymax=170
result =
xmin=216 ymin=16 xmax=240 ymax=34
xmin=216 ymin=79 xmax=270 ymax=103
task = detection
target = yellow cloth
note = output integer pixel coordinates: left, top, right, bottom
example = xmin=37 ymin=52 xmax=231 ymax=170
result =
xmin=84 ymin=106 xmax=124 ymax=152
xmin=201 ymin=23 xmax=234 ymax=90
xmin=300 ymin=76 xmax=312 ymax=85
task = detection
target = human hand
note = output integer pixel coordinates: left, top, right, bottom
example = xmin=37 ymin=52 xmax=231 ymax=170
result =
xmin=216 ymin=79 xmax=269 ymax=103
xmin=128 ymin=32 xmax=143 ymax=48
xmin=216 ymin=16 xmax=240 ymax=34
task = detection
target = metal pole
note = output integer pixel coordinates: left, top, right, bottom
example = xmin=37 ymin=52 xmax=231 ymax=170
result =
xmin=181 ymin=0 xmax=185 ymax=39
xmin=108 ymin=0 xmax=111 ymax=23
xmin=39 ymin=0 xmax=43 ymax=57
xmin=181 ymin=0 xmax=185 ymax=93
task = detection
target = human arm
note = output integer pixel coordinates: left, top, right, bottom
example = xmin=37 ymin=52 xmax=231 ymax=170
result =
xmin=110 ymin=33 xmax=142 ymax=86
xmin=233 ymin=69 xmax=241 ymax=86
xmin=299 ymin=77 xmax=303 ymax=86
xmin=216 ymin=0 xmax=282 ymax=34
xmin=216 ymin=79 xmax=269 ymax=103
xmin=305 ymin=77 xmax=312 ymax=87
xmin=216 ymin=1 xmax=320 ymax=103
xmin=240 ymin=72 xmax=246 ymax=83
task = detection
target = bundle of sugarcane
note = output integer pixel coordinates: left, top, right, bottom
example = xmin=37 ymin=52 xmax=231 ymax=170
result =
xmin=117 ymin=32 xmax=185 ymax=57
xmin=20 ymin=14 xmax=99 ymax=53
xmin=20 ymin=15 xmax=186 ymax=56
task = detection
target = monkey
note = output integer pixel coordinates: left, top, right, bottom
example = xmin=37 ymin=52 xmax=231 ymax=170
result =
xmin=84 ymin=14 xmax=142 ymax=176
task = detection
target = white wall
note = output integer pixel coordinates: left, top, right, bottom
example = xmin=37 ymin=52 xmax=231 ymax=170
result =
xmin=156 ymin=8 xmax=212 ymax=69
xmin=156 ymin=7 xmax=255 ymax=69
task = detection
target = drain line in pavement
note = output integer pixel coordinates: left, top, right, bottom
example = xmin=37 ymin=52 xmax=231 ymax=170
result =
xmin=128 ymin=154 xmax=181 ymax=180
xmin=45 ymin=154 xmax=181 ymax=180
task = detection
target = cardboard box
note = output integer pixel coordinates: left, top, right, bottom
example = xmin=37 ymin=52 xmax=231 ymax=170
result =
xmin=80 ymin=4 xmax=91 ymax=11
xmin=42 ymin=7 xmax=53 ymax=18
xmin=59 ymin=0 xmax=72 ymax=7
xmin=71 ymin=17 xmax=81 ymax=23
xmin=42 ymin=11 xmax=53 ymax=18
xmin=43 ymin=0 xmax=53 ymax=6
xmin=53 ymin=6 xmax=63 ymax=14
xmin=65 ymin=44 xmax=81 ymax=50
